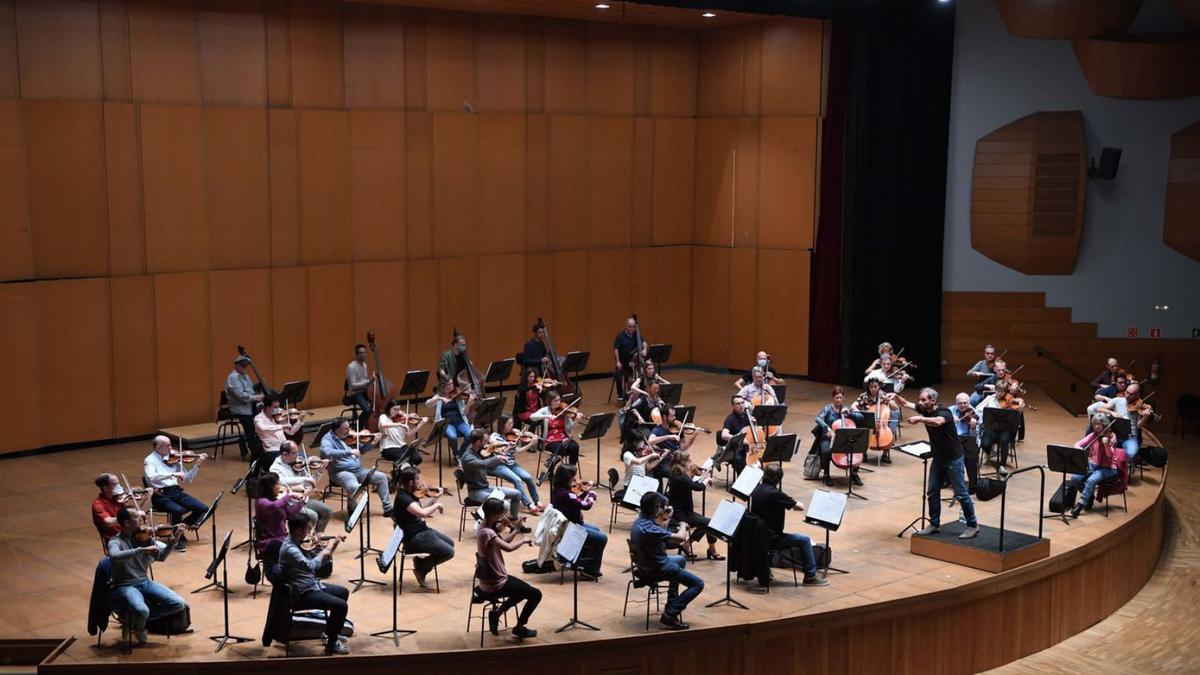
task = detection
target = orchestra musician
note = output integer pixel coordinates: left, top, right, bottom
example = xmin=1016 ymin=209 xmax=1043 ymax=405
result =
xmin=952 ymin=393 xmax=981 ymax=495
xmin=814 ymin=387 xmax=865 ymax=487
xmin=319 ymin=418 xmax=393 ymax=518
xmin=93 ymin=473 xmax=150 ymax=544
xmin=107 ymin=507 xmax=187 ymax=645
xmin=343 ymin=343 xmax=374 ymax=430
xmin=624 ymin=380 xmax=665 ymax=444
xmin=863 ymin=341 xmax=896 ymax=374
xmin=970 ymin=359 xmax=1010 ymax=406
xmin=550 ymin=464 xmax=608 ymax=579
xmin=226 ymin=355 xmax=264 ymax=462
xmin=617 ymin=439 xmax=664 ymax=501
xmin=973 ymin=380 xmax=1024 ymax=469
xmin=1096 ymin=383 xmax=1151 ymax=465
xmin=749 ymin=465 xmax=829 ymax=587
xmin=895 ymin=388 xmax=979 ymax=539
xmin=630 ymin=491 xmax=703 ymax=630
xmin=280 ymin=512 xmax=349 ymax=655
xmin=1068 ymin=415 xmax=1126 ymax=518
xmin=254 ymin=472 xmax=308 ymax=566
xmin=666 ymin=452 xmax=723 ymax=561
xmin=270 ymin=441 xmax=332 ymax=533
xmin=530 ymin=390 xmax=582 ymax=479
xmin=488 ymin=415 xmax=543 ymax=513
xmin=254 ymin=394 xmax=304 ymax=468
xmin=628 ymin=360 xmax=671 ymax=400
xmin=437 ymin=331 xmax=472 ymax=388
xmin=1090 ymin=357 xmax=1122 ymax=390
xmin=613 ymin=317 xmax=648 ymax=400
xmin=477 ymin=498 xmax=540 ymax=640
xmin=736 ymin=366 xmax=778 ymax=408
xmin=461 ymin=431 xmax=526 ymax=524
xmin=851 ymin=379 xmax=899 ymax=464
xmin=513 ymin=368 xmax=550 ymax=431
xmin=378 ymin=400 xmax=427 ymax=467
xmin=864 ymin=353 xmax=912 ymax=394
xmin=734 ymin=351 xmax=784 ymax=389
xmin=144 ymin=435 xmax=208 ymax=552
xmin=649 ymin=405 xmax=696 ymax=480
xmin=426 ymin=378 xmax=475 ymax=460
xmin=520 ymin=323 xmax=550 ymax=373
xmin=712 ymin=395 xmax=751 ymax=475
xmin=965 ymin=344 xmax=998 ymax=381
xmin=392 ymin=467 xmax=455 ymax=587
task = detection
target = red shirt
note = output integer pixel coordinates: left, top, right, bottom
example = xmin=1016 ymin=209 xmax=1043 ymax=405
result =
xmin=547 ymin=415 xmax=568 ymax=443
xmin=92 ymin=494 xmax=122 ymax=541
xmin=519 ymin=389 xmax=540 ymax=422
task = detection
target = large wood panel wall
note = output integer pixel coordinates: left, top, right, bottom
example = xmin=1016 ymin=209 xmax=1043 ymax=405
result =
xmin=0 ymin=0 xmax=824 ymax=454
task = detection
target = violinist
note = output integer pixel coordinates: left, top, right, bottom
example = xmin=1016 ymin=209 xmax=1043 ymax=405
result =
xmin=379 ymin=400 xmax=428 ymax=466
xmin=666 ymin=452 xmax=723 ymax=561
xmin=970 ymin=359 xmax=1010 ymax=406
xmin=425 ymin=378 xmax=474 ymax=460
xmin=320 ymin=418 xmax=393 ymax=518
xmin=864 ymin=353 xmax=912 ymax=394
xmin=226 ymin=355 xmax=264 ymax=462
xmin=625 ymin=380 xmax=666 ymax=442
xmin=614 ymin=316 xmax=648 ymax=400
xmin=648 ymin=406 xmax=696 ymax=479
xmin=520 ymin=323 xmax=550 ymax=373
xmin=734 ymin=351 xmax=784 ymax=389
xmin=618 ymin=439 xmax=664 ymax=501
xmin=1067 ymin=415 xmax=1126 ymax=518
xmin=1097 ymin=383 xmax=1150 ymax=465
xmin=550 ymin=464 xmax=607 ymax=579
xmin=863 ymin=341 xmax=896 ymax=374
xmin=513 ymin=368 xmax=546 ymax=430
xmin=973 ymin=380 xmax=1024 ymax=469
xmin=894 ymin=388 xmax=979 ymax=540
xmin=254 ymin=472 xmax=308 ymax=564
xmin=254 ymin=394 xmax=304 ymax=467
xmin=629 ymin=360 xmax=670 ymax=400
xmin=952 ymin=393 xmax=981 ymax=495
xmin=1090 ymin=357 xmax=1121 ymax=390
xmin=93 ymin=473 xmax=150 ymax=543
xmin=489 ymin=416 xmax=543 ymax=511
xmin=392 ymin=467 xmax=455 ymax=587
xmin=280 ymin=512 xmax=350 ymax=655
xmin=342 ymin=343 xmax=374 ymax=430
xmin=1086 ymin=373 xmax=1129 ymax=422
xmin=965 ymin=344 xmax=998 ymax=381
xmin=851 ymin=379 xmax=899 ymax=464
xmin=630 ymin=491 xmax=702 ymax=630
xmin=144 ymin=435 xmax=208 ymax=552
xmin=461 ymin=431 xmax=526 ymax=524
xmin=530 ymin=390 xmax=583 ymax=474
xmin=814 ymin=387 xmax=865 ymax=487
xmin=477 ymin=497 xmax=540 ymax=640
xmin=749 ymin=465 xmax=828 ymax=587
xmin=107 ymin=507 xmax=187 ymax=645
xmin=270 ymin=441 xmax=332 ymax=532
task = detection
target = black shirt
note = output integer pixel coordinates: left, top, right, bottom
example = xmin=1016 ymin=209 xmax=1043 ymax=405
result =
xmin=667 ymin=474 xmax=704 ymax=515
xmin=633 ymin=396 xmax=663 ymax=425
xmin=749 ymin=483 xmax=795 ymax=537
xmin=392 ymin=491 xmax=429 ymax=540
xmin=614 ymin=331 xmax=640 ymax=365
xmin=721 ymin=411 xmax=749 ymax=445
xmin=923 ymin=407 xmax=964 ymax=463
xmin=522 ymin=338 xmax=546 ymax=368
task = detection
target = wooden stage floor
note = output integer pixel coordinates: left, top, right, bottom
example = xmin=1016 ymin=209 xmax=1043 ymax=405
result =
xmin=6 ymin=368 xmax=1176 ymax=667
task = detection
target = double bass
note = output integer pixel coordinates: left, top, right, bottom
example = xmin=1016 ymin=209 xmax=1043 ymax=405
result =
xmin=364 ymin=331 xmax=394 ymax=433
xmin=535 ymin=317 xmax=575 ymax=395
xmin=236 ymin=345 xmax=279 ymax=400
xmin=453 ymin=328 xmax=486 ymax=421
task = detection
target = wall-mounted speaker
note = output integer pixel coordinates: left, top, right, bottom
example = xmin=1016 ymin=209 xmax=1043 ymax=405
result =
xmin=1088 ymin=147 xmax=1121 ymax=180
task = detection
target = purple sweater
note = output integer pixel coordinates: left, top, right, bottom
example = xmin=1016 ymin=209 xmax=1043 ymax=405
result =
xmin=255 ymin=494 xmax=305 ymax=555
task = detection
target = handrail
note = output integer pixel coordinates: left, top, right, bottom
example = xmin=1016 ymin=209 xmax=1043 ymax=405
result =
xmin=998 ymin=464 xmax=1046 ymax=552
xmin=1033 ymin=344 xmax=1092 ymax=387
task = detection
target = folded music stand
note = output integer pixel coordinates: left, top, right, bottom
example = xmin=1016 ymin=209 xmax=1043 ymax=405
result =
xmin=660 ymin=384 xmax=683 ymax=407
xmin=484 ymin=359 xmax=514 ymax=394
xmin=399 ymin=370 xmax=431 ymax=404
xmin=647 ymin=343 xmax=672 ymax=365
xmin=1045 ymin=444 xmax=1088 ymax=525
xmin=831 ymin=428 xmax=869 ymax=501
xmin=206 ymin=530 xmax=252 ymax=652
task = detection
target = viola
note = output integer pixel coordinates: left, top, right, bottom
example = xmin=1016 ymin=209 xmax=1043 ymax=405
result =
xmin=669 ymin=420 xmax=711 ymax=435
xmin=133 ymin=523 xmax=182 ymax=545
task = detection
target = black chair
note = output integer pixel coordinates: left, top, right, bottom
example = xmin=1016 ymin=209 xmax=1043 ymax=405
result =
xmin=622 ymin=540 xmax=668 ymax=630
xmin=455 ymin=468 xmax=484 ymax=541
xmin=340 ymin=378 xmax=363 ymax=421
xmin=397 ymin=542 xmax=441 ymax=595
xmin=264 ymin=560 xmax=330 ymax=657
xmin=466 ymin=553 xmax=511 ymax=647
xmin=1174 ymin=394 xmax=1200 ymax=439
xmin=608 ymin=478 xmax=640 ymax=534
xmin=763 ymin=538 xmax=800 ymax=591
xmin=214 ymin=391 xmax=242 ymax=459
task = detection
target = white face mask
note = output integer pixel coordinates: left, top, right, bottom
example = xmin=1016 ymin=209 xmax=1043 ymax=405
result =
xmin=757 ymin=359 xmax=768 ymax=368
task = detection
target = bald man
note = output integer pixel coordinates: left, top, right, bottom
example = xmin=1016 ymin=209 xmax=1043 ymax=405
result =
xmin=144 ymin=435 xmax=208 ymax=551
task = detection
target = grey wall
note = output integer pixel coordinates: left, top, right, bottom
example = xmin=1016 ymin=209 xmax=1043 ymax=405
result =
xmin=943 ymin=0 xmax=1200 ymax=338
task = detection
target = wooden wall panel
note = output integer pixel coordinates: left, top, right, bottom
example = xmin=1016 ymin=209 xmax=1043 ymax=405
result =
xmin=693 ymin=117 xmax=735 ymax=247
xmin=140 ymin=104 xmax=209 ymax=274
xmin=298 ymin=110 xmax=349 ymax=265
xmin=289 ymin=0 xmax=344 ymax=109
xmin=588 ymin=116 xmax=633 ymax=248
xmin=352 ymin=261 xmax=408 ymax=384
xmin=0 ymin=284 xmax=39 ymax=453
xmin=306 ymin=264 xmax=354 ymax=408
xmin=1163 ymin=119 xmax=1200 ymax=261
xmin=758 ymin=116 xmax=816 ymax=250
xmin=651 ymin=245 xmax=692 ymax=363
xmin=995 ymin=0 xmax=1144 ymax=39
xmin=198 ymin=0 xmax=268 ymax=107
xmin=264 ymin=0 xmax=291 ymax=107
xmin=477 ymin=252 xmax=527 ymax=371
xmin=154 ymin=272 xmax=211 ymax=426
xmin=104 ymin=102 xmax=145 ymax=276
xmin=733 ymin=117 xmax=760 ymax=247
xmin=649 ymin=27 xmax=697 ymax=117
xmin=475 ymin=14 xmax=526 ymax=112
xmin=585 ymin=23 xmax=634 ymax=115
xmin=690 ymin=246 xmax=730 ymax=366
xmin=37 ymin=278 xmax=113 ymax=445
xmin=0 ymin=99 xmax=30 ymax=281
xmin=478 ymin=113 xmax=526 ymax=254
xmin=349 ymin=110 xmax=406 ymax=262
xmin=547 ymin=114 xmax=588 ymax=250
xmin=0 ymin=0 xmax=18 ymax=98
xmin=727 ymin=246 xmax=757 ymax=366
xmin=208 ymin=269 xmax=273 ymax=399
xmin=127 ymin=0 xmax=201 ymax=104
xmin=268 ymin=109 xmax=300 ymax=267
xmin=587 ymin=247 xmax=632 ymax=369
xmin=436 ymin=256 xmax=480 ymax=362
xmin=405 ymin=112 xmax=434 ymax=259
xmin=15 ymin=0 xmax=103 ymax=100
xmin=425 ymin=10 xmax=475 ymax=112
xmin=23 ymin=99 xmax=108 ymax=278
xmin=269 ymin=266 xmax=309 ymax=394
xmin=205 ymin=107 xmax=270 ymax=270
xmin=431 ymin=113 xmax=479 ymax=258
xmin=697 ymin=24 xmax=744 ymax=117
xmin=651 ymin=117 xmax=695 ymax=245
xmin=755 ymin=248 xmax=809 ymax=375
xmin=343 ymin=2 xmax=406 ymax=109
xmin=98 ymin=0 xmax=133 ymax=101
xmin=524 ymin=113 xmax=549 ymax=252
xmin=551 ymin=250 xmax=589 ymax=359
xmin=110 ymin=275 xmax=158 ymax=436
xmin=402 ymin=6 xmax=427 ymax=111
xmin=629 ymin=247 xmax=660 ymax=349
xmin=760 ymin=20 xmax=822 ymax=116
xmin=406 ymin=258 xmax=440 ymax=379
xmin=630 ymin=117 xmax=654 ymax=247
xmin=543 ymin=19 xmax=586 ymax=113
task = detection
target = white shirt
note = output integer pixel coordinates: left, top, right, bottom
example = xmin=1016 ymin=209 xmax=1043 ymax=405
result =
xmin=254 ymin=411 xmax=287 ymax=452
xmin=864 ymin=368 xmax=904 ymax=393
xmin=736 ymin=382 xmax=777 ymax=405
xmin=622 ymin=450 xmax=647 ymax=487
xmin=346 ymin=360 xmax=370 ymax=393
xmin=270 ymin=455 xmax=316 ymax=490
xmin=379 ymin=414 xmax=408 ymax=450
xmin=143 ymin=451 xmax=198 ymax=489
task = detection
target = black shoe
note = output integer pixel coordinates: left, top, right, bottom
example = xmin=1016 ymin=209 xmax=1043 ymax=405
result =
xmin=659 ymin=613 xmax=689 ymax=630
xmin=175 ymin=539 xmax=187 ymax=553
xmin=1069 ymin=503 xmax=1083 ymax=518
xmin=488 ymin=609 xmax=500 ymax=635
xmin=519 ymin=526 xmax=532 ymax=534
xmin=382 ymin=507 xmax=394 ymax=519
xmin=881 ymin=453 xmax=892 ymax=465
xmin=512 ymin=625 xmax=537 ymax=639
xmin=823 ymin=475 xmax=833 ymax=487
xmin=850 ymin=473 xmax=863 ymax=487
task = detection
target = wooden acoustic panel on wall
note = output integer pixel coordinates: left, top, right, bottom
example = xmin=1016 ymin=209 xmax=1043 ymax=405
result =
xmin=994 ymin=0 xmax=1144 ymax=39
xmin=1072 ymin=35 xmax=1200 ymax=100
xmin=1164 ymin=119 xmax=1200 ymax=261
xmin=971 ymin=111 xmax=1085 ymax=275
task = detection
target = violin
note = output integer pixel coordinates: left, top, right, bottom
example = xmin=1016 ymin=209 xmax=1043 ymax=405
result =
xmin=291 ymin=456 xmax=326 ymax=472
xmin=413 ymin=481 xmax=448 ymax=499
xmin=552 ymin=400 xmax=589 ymax=422
xmin=998 ymin=393 xmax=1025 ymax=410
xmin=534 ymin=377 xmax=560 ymax=390
xmin=133 ymin=523 xmax=183 ymax=546
xmin=166 ymin=450 xmax=208 ymax=465
xmin=669 ymin=420 xmax=711 ymax=435
xmin=343 ymin=429 xmax=380 ymax=448
xmin=479 ymin=439 xmax=514 ymax=458
xmin=301 ymin=533 xmax=346 ymax=552
xmin=570 ymin=478 xmax=596 ymax=497
xmin=655 ymin=505 xmax=672 ymax=526
xmin=116 ymin=486 xmax=152 ymax=505
xmin=893 ymin=347 xmax=917 ymax=371
xmin=1130 ymin=391 xmax=1161 ymax=422
xmin=273 ymin=408 xmax=312 ymax=423
xmin=496 ymin=514 xmax=528 ymax=534
xmin=505 ymin=429 xmax=541 ymax=444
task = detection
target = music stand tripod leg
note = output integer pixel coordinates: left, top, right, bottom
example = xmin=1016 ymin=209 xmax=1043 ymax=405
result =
xmin=705 ymin=535 xmax=749 ymax=609
xmin=897 ymin=456 xmax=931 ymax=538
xmin=370 ymin=563 xmax=417 ymax=645
xmin=555 ymin=567 xmax=601 ymax=633
xmin=821 ymin=527 xmax=848 ymax=577
xmin=1042 ymin=471 xmax=1071 ymax=525
xmin=209 ymin=555 xmax=253 ymax=652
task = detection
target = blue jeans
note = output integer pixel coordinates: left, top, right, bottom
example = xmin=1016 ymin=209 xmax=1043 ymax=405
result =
xmin=342 ymin=391 xmax=373 ymax=429
xmin=490 ymin=463 xmax=540 ymax=506
xmin=928 ymin=456 xmax=976 ymax=528
xmin=110 ymin=580 xmax=186 ymax=631
xmin=777 ymin=532 xmax=818 ymax=578
xmin=1070 ymin=463 xmax=1118 ymax=504
xmin=578 ymin=523 xmax=607 ymax=576
xmin=443 ymin=421 xmax=473 ymax=456
xmin=1120 ymin=436 xmax=1139 ymax=465
xmin=657 ymin=554 xmax=704 ymax=617
xmin=150 ymin=486 xmax=208 ymax=527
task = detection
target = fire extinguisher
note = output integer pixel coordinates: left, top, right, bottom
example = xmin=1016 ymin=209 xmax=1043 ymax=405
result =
xmin=1148 ymin=357 xmax=1160 ymax=385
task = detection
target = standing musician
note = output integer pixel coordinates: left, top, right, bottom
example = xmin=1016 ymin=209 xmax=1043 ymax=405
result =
xmin=391 ymin=467 xmax=455 ymax=587
xmin=713 ymin=395 xmax=752 ymax=475
xmin=477 ymin=498 xmax=541 ymax=640
xmin=1090 ymin=357 xmax=1122 ymax=390
xmin=648 ymin=405 xmax=696 ymax=479
xmin=1068 ymin=415 xmax=1126 ymax=518
xmin=813 ymin=387 xmax=865 ymax=487
xmin=93 ymin=473 xmax=150 ymax=544
xmin=280 ymin=512 xmax=349 ymax=655
xmin=520 ymin=323 xmax=550 ymax=373
xmin=320 ymin=418 xmax=392 ymax=518
xmin=343 ymin=343 xmax=374 ymax=430
xmin=379 ymin=400 xmax=428 ymax=467
xmin=144 ymin=435 xmax=208 ymax=552
xmin=530 ymin=390 xmax=583 ymax=478
xmin=628 ymin=360 xmax=670 ymax=400
xmin=550 ymin=464 xmax=608 ymax=579
xmin=864 ymin=353 xmax=912 ymax=394
xmin=750 ymin=465 xmax=829 ymax=587
xmin=426 ymin=378 xmax=475 ymax=460
xmin=461 ymin=430 xmax=526 ymax=524
xmin=107 ymin=507 xmax=187 ymax=645
xmin=966 ymin=344 xmax=999 ymax=381
xmin=895 ymin=388 xmax=979 ymax=539
xmin=630 ymin=491 xmax=703 ymax=630
xmin=1097 ymin=383 xmax=1151 ymax=465
xmin=254 ymin=394 xmax=304 ymax=468
xmin=614 ymin=317 xmax=648 ymax=400
xmin=489 ymin=415 xmax=544 ymax=514
xmin=226 ymin=355 xmax=264 ymax=462
xmin=973 ymin=380 xmax=1024 ymax=469
xmin=513 ymin=368 xmax=552 ymax=431
xmin=666 ymin=452 xmax=723 ymax=561
xmin=736 ymin=366 xmax=778 ymax=409
xmin=952 ymin=393 xmax=981 ymax=495
xmin=734 ymin=351 xmax=785 ymax=389
xmin=254 ymin=472 xmax=307 ymax=564
xmin=437 ymin=331 xmax=473 ymax=388
xmin=851 ymin=379 xmax=899 ymax=464
xmin=270 ymin=441 xmax=332 ymax=533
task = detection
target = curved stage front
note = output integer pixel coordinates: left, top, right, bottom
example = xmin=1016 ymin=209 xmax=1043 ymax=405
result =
xmin=30 ymin=372 xmax=1169 ymax=674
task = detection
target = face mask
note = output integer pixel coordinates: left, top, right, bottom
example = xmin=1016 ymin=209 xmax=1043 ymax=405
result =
xmin=757 ymin=359 xmax=768 ymax=368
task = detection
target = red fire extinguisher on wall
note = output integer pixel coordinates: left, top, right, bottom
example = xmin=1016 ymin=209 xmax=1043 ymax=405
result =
xmin=1148 ymin=357 xmax=1160 ymax=385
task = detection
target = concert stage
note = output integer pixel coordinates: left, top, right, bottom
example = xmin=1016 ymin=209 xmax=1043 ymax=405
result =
xmin=10 ymin=369 xmax=1171 ymax=674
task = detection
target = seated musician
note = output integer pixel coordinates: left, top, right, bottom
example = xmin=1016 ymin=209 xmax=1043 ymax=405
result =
xmin=530 ymin=390 xmax=582 ymax=474
xmin=618 ymin=440 xmax=664 ymax=501
xmin=736 ymin=366 xmax=778 ymax=409
xmin=521 ymin=323 xmax=549 ymax=373
xmin=649 ymin=406 xmax=696 ymax=480
xmin=489 ymin=415 xmax=543 ymax=514
xmin=320 ymin=418 xmax=393 ymax=518
xmin=392 ymin=467 xmax=455 ymax=587
xmin=965 ymin=344 xmax=998 ymax=381
xmin=712 ymin=395 xmax=751 ymax=475
xmin=1069 ymin=415 xmax=1126 ymax=518
xmin=93 ymin=473 xmax=149 ymax=544
xmin=379 ymin=400 xmax=427 ymax=466
xmin=461 ymin=431 xmax=526 ymax=525
xmin=280 ymin=512 xmax=349 ymax=655
xmin=969 ymin=359 xmax=1009 ymax=406
xmin=973 ymin=380 xmax=1023 ymax=468
xmin=144 ymin=435 xmax=208 ymax=552
xmin=613 ymin=316 xmax=648 ymax=400
xmin=107 ymin=507 xmax=187 ymax=645
xmin=342 ymin=343 xmax=374 ymax=430
xmin=734 ymin=351 xmax=784 ymax=389
xmin=851 ymin=379 xmax=899 ymax=464
xmin=952 ymin=393 xmax=981 ymax=495
xmin=629 ymin=360 xmax=670 ymax=399
xmin=270 ymin=441 xmax=332 ymax=532
xmin=549 ymin=464 xmax=608 ymax=579
xmin=749 ymin=465 xmax=829 ymax=587
xmin=864 ymin=353 xmax=912 ymax=394
xmin=630 ymin=491 xmax=703 ymax=630
xmin=254 ymin=472 xmax=307 ymax=565
xmin=863 ymin=341 xmax=894 ymax=374
xmin=666 ymin=452 xmax=722 ymax=560
xmin=624 ymin=380 xmax=665 ymax=444
xmin=254 ymin=394 xmax=303 ymax=468
xmin=513 ymin=368 xmax=547 ymax=430
xmin=813 ymin=387 xmax=865 ymax=486
xmin=425 ymin=378 xmax=474 ymax=459
xmin=1097 ymin=383 xmax=1151 ymax=465
xmin=477 ymin=497 xmax=540 ymax=640
xmin=1090 ymin=357 xmax=1121 ymax=390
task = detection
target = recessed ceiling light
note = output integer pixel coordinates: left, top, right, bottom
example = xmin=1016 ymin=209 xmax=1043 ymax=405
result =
xmin=595 ymin=3 xmax=610 ymax=8
xmin=702 ymin=12 xmax=717 ymax=18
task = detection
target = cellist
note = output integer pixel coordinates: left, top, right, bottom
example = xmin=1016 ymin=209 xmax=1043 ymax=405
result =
xmin=851 ymin=379 xmax=899 ymax=464
xmin=813 ymin=387 xmax=864 ymax=486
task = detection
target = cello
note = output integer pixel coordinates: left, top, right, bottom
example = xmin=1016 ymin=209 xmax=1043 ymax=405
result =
xmin=868 ymin=393 xmax=894 ymax=454
xmin=236 ymin=345 xmax=279 ymax=400
xmin=364 ymin=331 xmax=394 ymax=433
xmin=535 ymin=317 xmax=575 ymax=395
xmin=830 ymin=408 xmax=865 ymax=470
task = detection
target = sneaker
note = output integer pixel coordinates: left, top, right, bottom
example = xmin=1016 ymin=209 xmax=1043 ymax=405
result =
xmin=802 ymin=576 xmax=830 ymax=587
xmin=488 ymin=609 xmax=501 ymax=635
xmin=957 ymin=513 xmax=968 ymax=524
xmin=134 ymin=629 xmax=149 ymax=645
xmin=518 ymin=525 xmax=532 ymax=534
xmin=958 ymin=525 xmax=980 ymax=540
xmin=512 ymin=625 xmax=537 ymax=639
xmin=915 ymin=525 xmax=940 ymax=536
xmin=1069 ymin=503 xmax=1083 ymax=519
xmin=413 ymin=566 xmax=429 ymax=588
xmin=325 ymin=638 xmax=350 ymax=655
xmin=175 ymin=538 xmax=187 ymax=553
xmin=659 ymin=613 xmax=689 ymax=630
xmin=823 ymin=476 xmax=833 ymax=487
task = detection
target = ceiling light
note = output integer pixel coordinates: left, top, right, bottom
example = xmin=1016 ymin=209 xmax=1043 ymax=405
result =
xmin=702 ymin=12 xmax=717 ymax=18
xmin=594 ymin=3 xmax=610 ymax=8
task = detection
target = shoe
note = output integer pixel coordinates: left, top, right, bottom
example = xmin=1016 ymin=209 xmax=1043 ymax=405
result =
xmin=1069 ymin=503 xmax=1083 ymax=519
xmin=803 ymin=576 xmax=830 ymax=587
xmin=881 ymin=453 xmax=892 ymax=465
xmin=134 ymin=629 xmax=149 ymax=645
xmin=382 ymin=507 xmax=394 ymax=519
xmin=325 ymin=638 xmax=350 ymax=655
xmin=175 ymin=539 xmax=187 ymax=553
xmin=659 ymin=613 xmax=689 ymax=630
xmin=957 ymin=514 xmax=967 ymax=524
xmin=823 ymin=476 xmax=833 ymax=487
xmin=959 ymin=525 xmax=980 ymax=539
xmin=488 ymin=609 xmax=501 ymax=635
xmin=413 ymin=566 xmax=429 ymax=588
xmin=706 ymin=551 xmax=726 ymax=561
xmin=512 ymin=625 xmax=537 ymax=639
xmin=579 ymin=569 xmax=603 ymax=581
xmin=850 ymin=473 xmax=863 ymax=487
xmin=915 ymin=525 xmax=940 ymax=536
xmin=518 ymin=525 xmax=532 ymax=534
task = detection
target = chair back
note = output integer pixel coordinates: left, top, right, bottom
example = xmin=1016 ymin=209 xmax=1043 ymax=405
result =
xmin=216 ymin=390 xmax=232 ymax=422
xmin=626 ymin=539 xmax=651 ymax=573
xmin=1179 ymin=394 xmax=1200 ymax=416
xmin=473 ymin=552 xmax=501 ymax=585
xmin=454 ymin=468 xmax=468 ymax=505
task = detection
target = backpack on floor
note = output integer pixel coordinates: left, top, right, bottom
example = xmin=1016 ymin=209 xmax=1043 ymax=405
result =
xmin=288 ymin=611 xmax=354 ymax=641
xmin=1049 ymin=482 xmax=1077 ymax=514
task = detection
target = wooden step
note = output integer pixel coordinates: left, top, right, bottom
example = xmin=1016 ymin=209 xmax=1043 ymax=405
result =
xmin=942 ymin=320 xmax=1098 ymax=338
xmin=943 ymin=306 xmax=1073 ymax=322
xmin=943 ymin=291 xmax=1047 ymax=308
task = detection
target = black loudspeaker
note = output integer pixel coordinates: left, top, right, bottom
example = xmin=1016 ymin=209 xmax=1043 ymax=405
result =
xmin=1088 ymin=147 xmax=1122 ymax=179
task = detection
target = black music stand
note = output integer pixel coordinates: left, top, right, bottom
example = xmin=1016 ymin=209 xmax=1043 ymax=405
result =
xmin=230 ymin=459 xmax=259 ymax=551
xmin=484 ymin=359 xmax=515 ymax=394
xmin=371 ymin=526 xmax=417 ymax=645
xmin=206 ymin=530 xmax=252 ymax=652
xmin=647 ymin=343 xmax=672 ymax=365
xmin=804 ymin=490 xmax=848 ymax=577
xmin=473 ymin=396 xmax=507 ymax=432
xmin=422 ymin=418 xmax=450 ymax=487
xmin=555 ymin=523 xmax=600 ymax=633
xmin=751 ymin=404 xmax=787 ymax=431
xmin=673 ymin=405 xmax=696 ymax=423
xmin=349 ymin=470 xmax=382 ymax=560
xmin=895 ymin=441 xmax=934 ymax=537
xmin=1045 ymin=444 xmax=1088 ymax=525
xmin=1111 ymin=418 xmax=1133 ymax=441
xmin=311 ymin=421 xmax=335 ymax=447
xmin=280 ymin=381 xmax=309 ymax=406
xmin=705 ymin=499 xmax=749 ymax=610
xmin=580 ymin=412 xmax=616 ymax=490
xmin=717 ymin=432 xmax=746 ymax=487
xmin=192 ymin=491 xmax=227 ymax=594
xmin=562 ymin=351 xmax=589 ymax=380
xmin=773 ymin=384 xmax=787 ymax=404
xmin=981 ymin=407 xmax=1020 ymax=476
xmin=660 ymin=384 xmax=683 ymax=407
xmin=761 ymin=433 xmax=797 ymax=468
xmin=399 ymin=370 xmax=431 ymax=404
xmin=832 ymin=428 xmax=868 ymax=501
xmin=346 ymin=494 xmax=385 ymax=592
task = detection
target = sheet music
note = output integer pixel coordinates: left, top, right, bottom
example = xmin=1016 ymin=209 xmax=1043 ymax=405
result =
xmin=805 ymin=489 xmax=846 ymax=529
xmin=475 ymin=487 xmax=508 ymax=521
xmin=556 ymin=522 xmax=587 ymax=564
xmin=731 ymin=464 xmax=763 ymax=497
xmin=622 ymin=475 xmax=660 ymax=507
xmin=894 ymin=441 xmax=932 ymax=459
xmin=346 ymin=496 xmax=369 ymax=532
xmin=379 ymin=526 xmax=404 ymax=572
xmin=708 ymin=499 xmax=746 ymax=538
